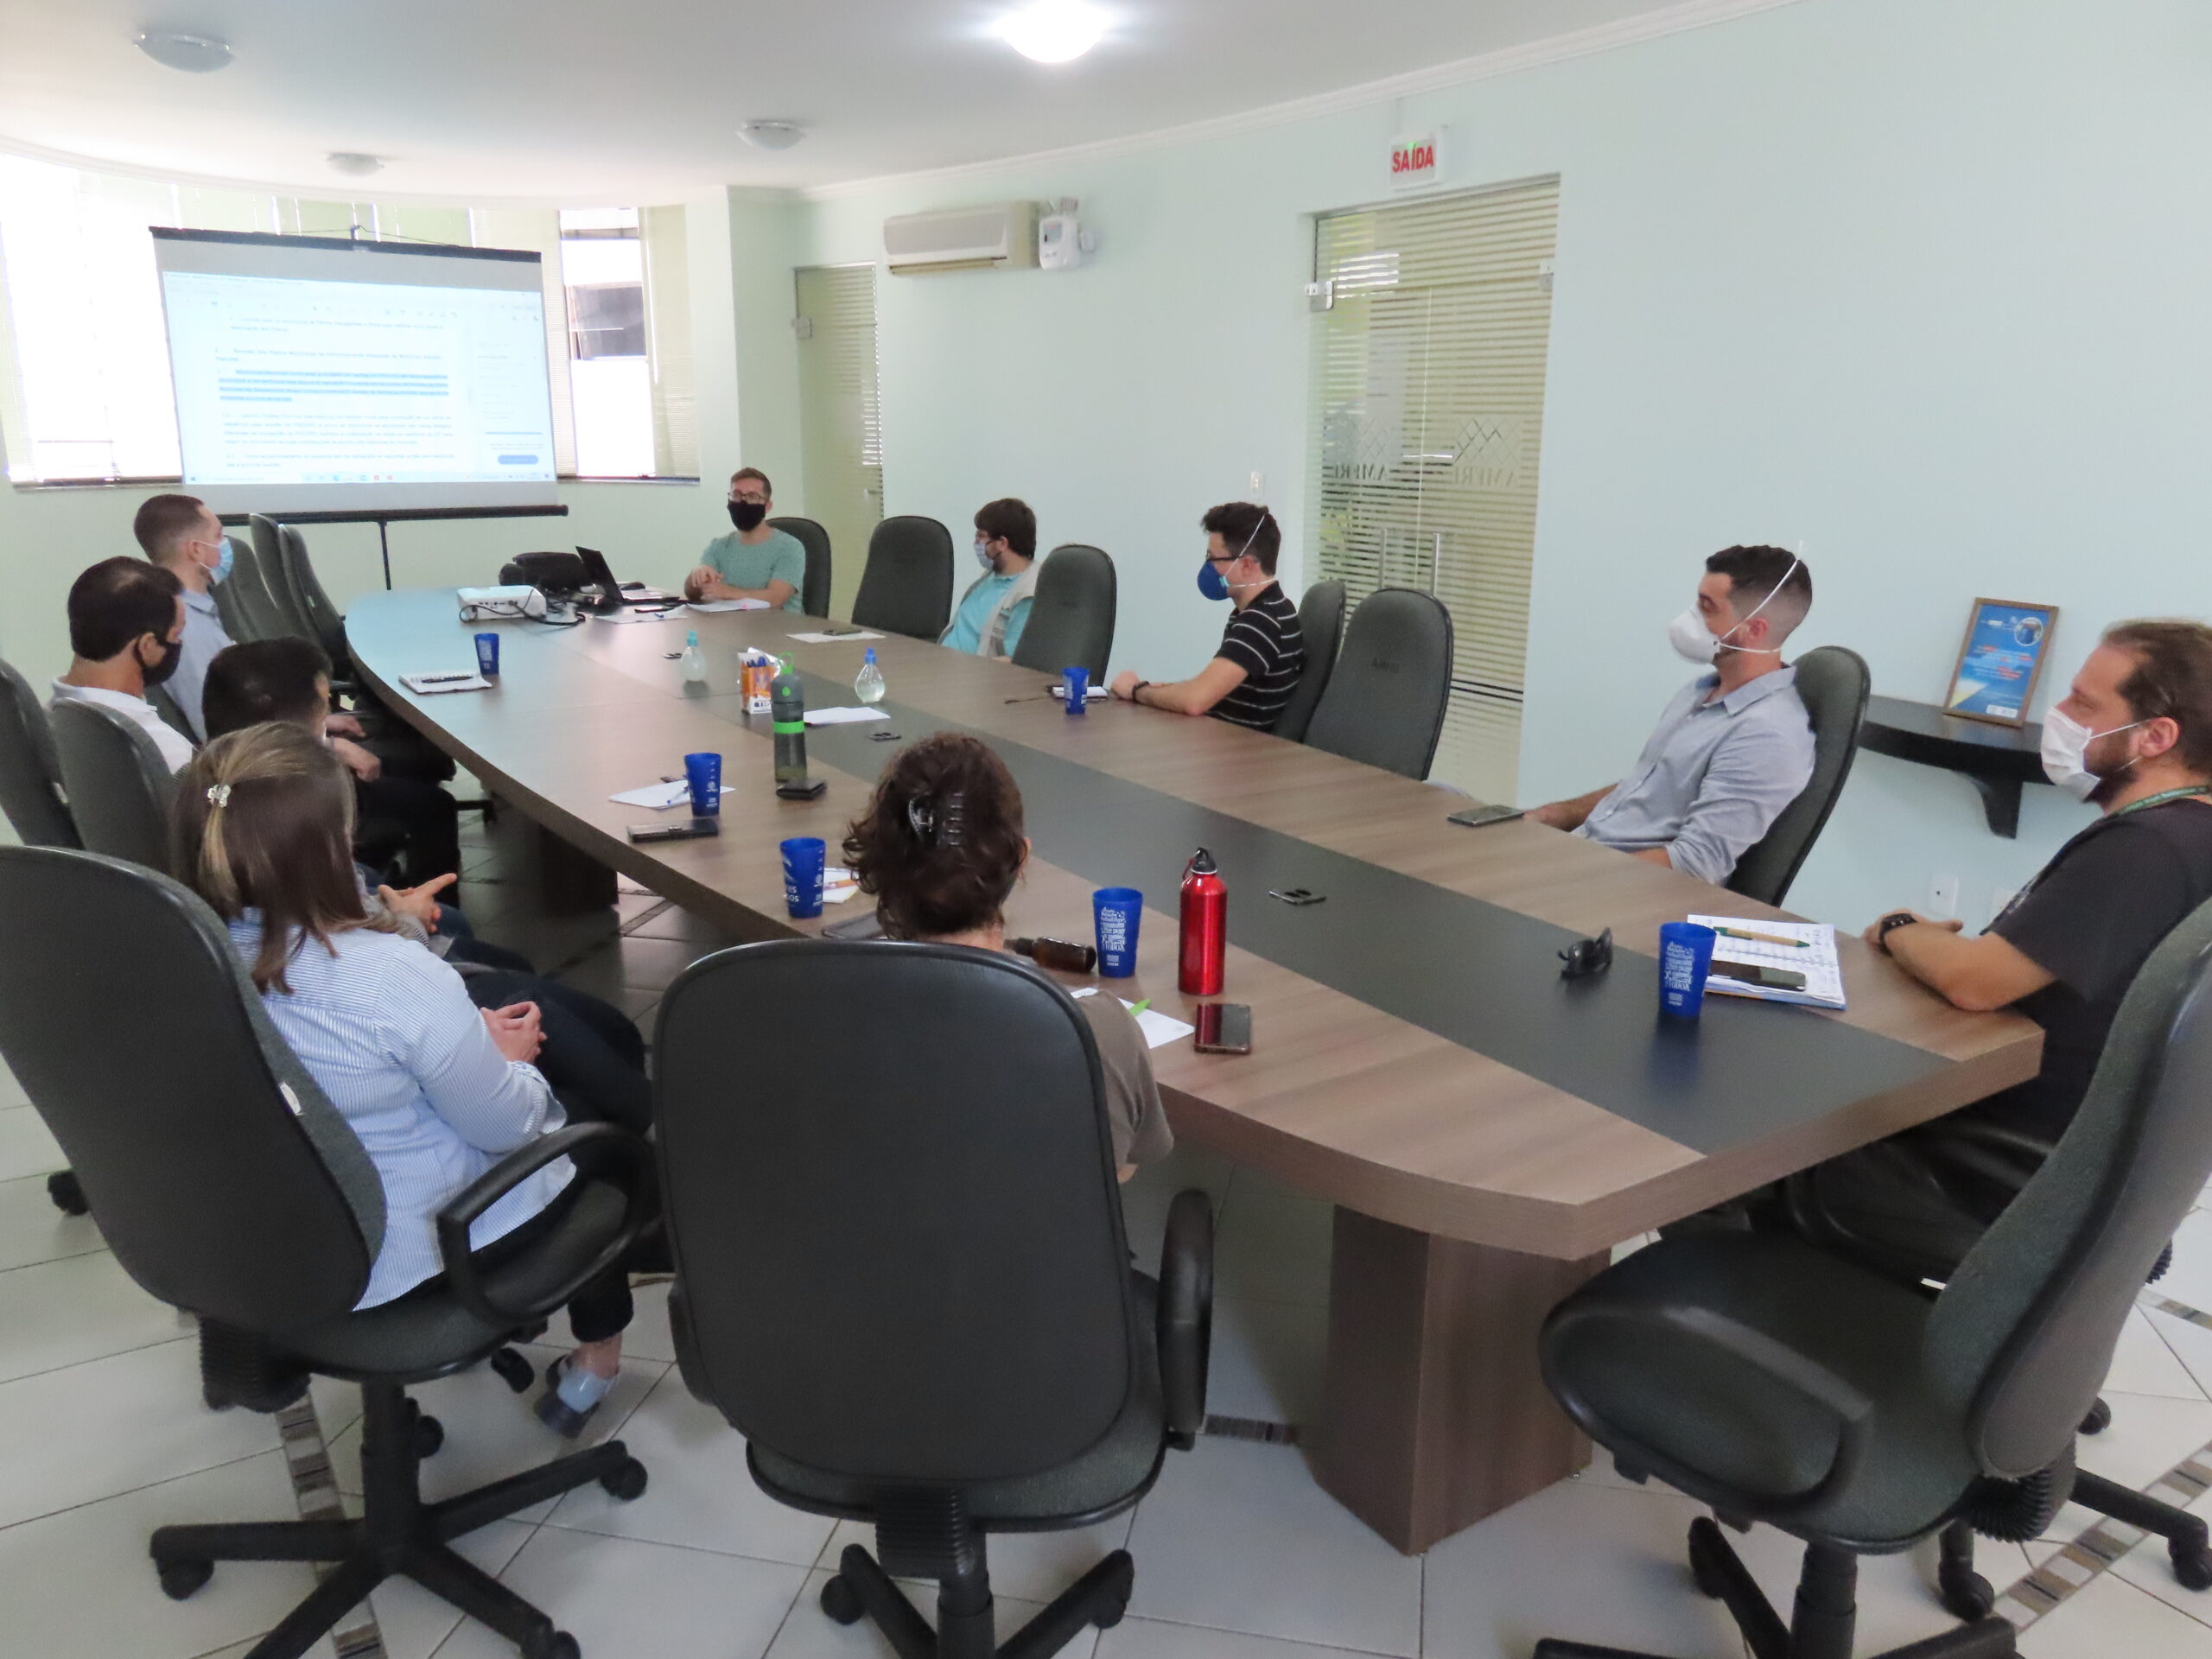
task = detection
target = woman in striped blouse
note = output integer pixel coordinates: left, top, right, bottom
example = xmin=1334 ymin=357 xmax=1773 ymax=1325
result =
xmin=173 ymin=723 xmax=646 ymax=1437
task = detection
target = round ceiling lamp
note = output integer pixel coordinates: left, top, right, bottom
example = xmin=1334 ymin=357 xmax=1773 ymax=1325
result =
xmin=327 ymin=153 xmax=384 ymax=177
xmin=134 ymin=30 xmax=233 ymax=73
xmin=737 ymin=120 xmax=806 ymax=151
xmin=997 ymin=1 xmax=1107 ymax=64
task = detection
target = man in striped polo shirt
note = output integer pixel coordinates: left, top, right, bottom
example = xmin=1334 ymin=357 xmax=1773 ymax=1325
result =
xmin=1110 ymin=503 xmax=1305 ymax=733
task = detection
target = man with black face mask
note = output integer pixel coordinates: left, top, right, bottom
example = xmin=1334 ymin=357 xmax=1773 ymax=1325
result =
xmin=684 ymin=467 xmax=806 ymax=612
xmin=49 ymin=556 xmax=194 ymax=772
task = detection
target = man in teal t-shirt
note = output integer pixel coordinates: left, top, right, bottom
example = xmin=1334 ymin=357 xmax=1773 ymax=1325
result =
xmin=942 ymin=498 xmax=1039 ymax=659
xmin=685 ymin=467 xmax=807 ymax=613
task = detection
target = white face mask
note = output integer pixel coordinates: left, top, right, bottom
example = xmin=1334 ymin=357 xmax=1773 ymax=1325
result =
xmin=2039 ymin=709 xmax=2145 ymax=801
xmin=1668 ymin=556 xmax=1801 ymax=664
xmin=973 ymin=536 xmax=996 ymax=571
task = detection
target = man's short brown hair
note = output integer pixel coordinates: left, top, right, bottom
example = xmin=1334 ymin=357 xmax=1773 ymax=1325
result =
xmin=133 ymin=493 xmax=210 ymax=563
xmin=730 ymin=467 xmax=772 ymax=499
xmin=974 ymin=499 xmax=1036 ymax=559
xmin=2104 ymin=620 xmax=2212 ymax=774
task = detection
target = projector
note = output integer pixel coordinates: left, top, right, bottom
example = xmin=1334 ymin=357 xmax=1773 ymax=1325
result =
xmin=457 ymin=585 xmax=549 ymax=621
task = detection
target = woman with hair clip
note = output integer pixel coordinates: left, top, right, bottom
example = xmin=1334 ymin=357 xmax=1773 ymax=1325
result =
xmin=173 ymin=723 xmax=648 ymax=1438
xmin=843 ymin=733 xmax=1173 ymax=1179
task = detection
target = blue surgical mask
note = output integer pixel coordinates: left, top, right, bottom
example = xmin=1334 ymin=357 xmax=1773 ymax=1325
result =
xmin=1197 ymin=560 xmax=1231 ymax=601
xmin=974 ymin=536 xmax=996 ymax=571
xmin=203 ymin=537 xmax=233 ymax=585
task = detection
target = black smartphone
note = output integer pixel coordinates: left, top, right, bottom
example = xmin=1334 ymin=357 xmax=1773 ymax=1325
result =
xmin=1710 ymin=963 xmax=1808 ymax=992
xmin=627 ymin=817 xmax=721 ymax=843
xmin=1447 ymin=803 xmax=1525 ymax=830
xmin=1193 ymin=1002 xmax=1254 ymax=1055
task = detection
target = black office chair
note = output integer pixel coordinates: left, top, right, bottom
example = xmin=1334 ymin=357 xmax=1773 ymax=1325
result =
xmin=1727 ymin=645 xmax=1872 ymax=908
xmin=49 ymin=696 xmax=178 ymax=873
xmin=247 ymin=516 xmax=321 ymax=643
xmin=0 ymin=847 xmax=652 ymax=1659
xmin=0 ymin=657 xmax=80 ymax=849
xmin=1302 ymin=588 xmax=1453 ymax=779
xmin=148 ymin=681 xmax=199 ymax=746
xmin=1274 ymin=580 xmax=1346 ymax=746
xmin=210 ymin=534 xmax=268 ymax=642
xmin=653 ymin=940 xmax=1214 ymax=1659
xmin=1530 ymin=894 xmax=2212 ymax=1659
xmin=276 ymin=521 xmax=353 ymax=668
xmin=771 ymin=515 xmax=835 ymax=618
xmin=1011 ymin=544 xmax=1117 ymax=681
xmin=855 ymin=515 xmax=956 ymax=640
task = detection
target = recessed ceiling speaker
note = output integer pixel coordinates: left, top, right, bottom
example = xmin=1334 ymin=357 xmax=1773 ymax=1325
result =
xmin=134 ymin=30 xmax=233 ymax=73
xmin=327 ymin=153 xmax=384 ymax=177
xmin=737 ymin=121 xmax=806 ymax=151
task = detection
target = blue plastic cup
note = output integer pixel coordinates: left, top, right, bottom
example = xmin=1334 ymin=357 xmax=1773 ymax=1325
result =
xmin=683 ymin=752 xmax=722 ymax=817
xmin=1063 ymin=665 xmax=1090 ymax=714
xmin=474 ymin=632 xmax=499 ymax=677
xmin=782 ymin=836 xmax=827 ymax=918
xmin=1657 ymin=922 xmax=1719 ymax=1019
xmin=1093 ymin=887 xmax=1143 ymax=978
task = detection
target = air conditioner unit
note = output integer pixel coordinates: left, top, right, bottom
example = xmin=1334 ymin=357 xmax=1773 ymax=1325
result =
xmin=882 ymin=201 xmax=1039 ymax=276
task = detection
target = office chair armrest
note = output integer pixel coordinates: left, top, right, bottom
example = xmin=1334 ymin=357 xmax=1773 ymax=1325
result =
xmin=1158 ymin=1188 xmax=1214 ymax=1449
xmin=434 ymin=1122 xmax=655 ymax=1331
xmin=1552 ymin=1300 xmax=1875 ymax=1519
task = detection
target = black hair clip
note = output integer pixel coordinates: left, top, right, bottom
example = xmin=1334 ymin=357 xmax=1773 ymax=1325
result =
xmin=906 ymin=791 xmax=966 ymax=848
xmin=906 ymin=798 xmax=938 ymax=843
xmin=1559 ymin=927 xmax=1614 ymax=980
xmin=940 ymin=791 xmax=966 ymax=849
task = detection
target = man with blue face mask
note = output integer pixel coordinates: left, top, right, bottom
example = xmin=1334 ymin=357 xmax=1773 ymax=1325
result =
xmin=1110 ymin=502 xmax=1304 ymax=731
xmin=941 ymin=498 xmax=1038 ymax=659
xmin=133 ymin=493 xmax=235 ymax=742
xmin=1529 ymin=544 xmax=1816 ymax=884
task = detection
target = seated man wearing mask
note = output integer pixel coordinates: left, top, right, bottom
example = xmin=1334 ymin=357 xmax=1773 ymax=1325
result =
xmin=1109 ymin=503 xmax=1304 ymax=732
xmin=683 ymin=467 xmax=806 ymax=612
xmin=940 ymin=498 xmax=1037 ymax=660
xmin=49 ymin=556 xmax=194 ymax=772
xmin=1529 ymin=544 xmax=1815 ymax=885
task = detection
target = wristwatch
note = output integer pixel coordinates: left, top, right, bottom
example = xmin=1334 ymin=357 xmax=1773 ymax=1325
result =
xmin=1129 ymin=680 xmax=1153 ymax=702
xmin=1874 ymin=911 xmax=1919 ymax=954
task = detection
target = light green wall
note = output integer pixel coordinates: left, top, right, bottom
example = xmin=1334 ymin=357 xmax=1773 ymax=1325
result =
xmin=779 ymin=0 xmax=2212 ymax=931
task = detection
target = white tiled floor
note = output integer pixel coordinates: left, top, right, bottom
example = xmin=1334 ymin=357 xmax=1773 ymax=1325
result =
xmin=11 ymin=830 xmax=2212 ymax=1658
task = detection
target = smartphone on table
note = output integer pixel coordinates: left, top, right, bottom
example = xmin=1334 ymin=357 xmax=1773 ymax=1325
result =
xmin=1446 ymin=803 xmax=1525 ymax=830
xmin=1193 ymin=1003 xmax=1254 ymax=1055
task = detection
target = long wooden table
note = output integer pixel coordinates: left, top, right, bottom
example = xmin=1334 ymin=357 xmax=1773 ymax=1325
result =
xmin=349 ymin=589 xmax=2041 ymax=1554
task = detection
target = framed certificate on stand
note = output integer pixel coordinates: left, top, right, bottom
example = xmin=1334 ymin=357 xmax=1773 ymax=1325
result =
xmin=1945 ymin=599 xmax=2058 ymax=726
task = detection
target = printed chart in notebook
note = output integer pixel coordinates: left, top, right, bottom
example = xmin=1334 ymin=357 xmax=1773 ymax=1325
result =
xmin=1686 ymin=915 xmax=1847 ymax=1011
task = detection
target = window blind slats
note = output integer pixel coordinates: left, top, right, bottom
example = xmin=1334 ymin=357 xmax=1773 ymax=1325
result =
xmin=1311 ymin=177 xmax=1559 ymax=798
xmin=794 ymin=264 xmax=885 ymax=615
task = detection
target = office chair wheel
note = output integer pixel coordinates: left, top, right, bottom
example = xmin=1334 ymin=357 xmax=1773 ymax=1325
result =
xmin=1938 ymin=1564 xmax=1996 ymax=1621
xmin=47 ymin=1170 xmax=89 ymax=1217
xmin=489 ymin=1346 xmax=536 ymax=1393
xmin=819 ymin=1573 xmax=865 ymax=1624
xmin=599 ymin=1455 xmax=648 ymax=1502
xmin=414 ymin=1413 xmax=445 ymax=1459
xmin=2081 ymin=1398 xmax=2113 ymax=1435
xmin=156 ymin=1558 xmax=213 ymax=1600
xmin=2171 ymin=1541 xmax=2212 ymax=1592
xmin=522 ymin=1629 xmax=580 ymax=1659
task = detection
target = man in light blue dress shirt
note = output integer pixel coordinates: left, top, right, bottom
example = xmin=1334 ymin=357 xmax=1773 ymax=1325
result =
xmin=1529 ymin=545 xmax=1816 ymax=886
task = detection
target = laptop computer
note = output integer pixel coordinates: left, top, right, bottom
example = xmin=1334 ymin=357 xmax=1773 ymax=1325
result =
xmin=575 ymin=547 xmax=679 ymax=612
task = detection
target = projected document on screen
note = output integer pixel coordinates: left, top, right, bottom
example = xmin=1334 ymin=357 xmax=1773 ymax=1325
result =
xmin=152 ymin=229 xmax=560 ymax=514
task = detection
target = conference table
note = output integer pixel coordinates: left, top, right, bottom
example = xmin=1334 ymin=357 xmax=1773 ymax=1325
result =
xmin=349 ymin=588 xmax=2041 ymax=1555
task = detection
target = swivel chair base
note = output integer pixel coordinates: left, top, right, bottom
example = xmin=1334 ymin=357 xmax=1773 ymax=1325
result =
xmin=1534 ymin=1517 xmax=2018 ymax=1659
xmin=150 ymin=1379 xmax=647 ymax=1659
xmin=1936 ymin=1470 xmax=2212 ymax=1599
xmin=821 ymin=1539 xmax=1134 ymax=1659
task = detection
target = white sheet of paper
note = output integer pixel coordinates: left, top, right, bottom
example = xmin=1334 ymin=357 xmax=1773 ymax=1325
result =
xmin=1049 ymin=684 xmax=1111 ymax=701
xmin=687 ymin=598 xmax=769 ymax=613
xmin=1686 ymin=915 xmax=1847 ymax=1011
xmin=1069 ymin=988 xmax=1193 ymax=1050
xmin=609 ymin=780 xmax=692 ymax=810
xmin=823 ymin=866 xmax=861 ymax=906
xmin=803 ymin=706 xmax=891 ymax=727
xmin=788 ymin=630 xmax=886 ymax=645
xmin=400 ymin=672 xmax=492 ymax=695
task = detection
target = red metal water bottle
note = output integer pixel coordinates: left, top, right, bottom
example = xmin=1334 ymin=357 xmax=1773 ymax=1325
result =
xmin=1179 ymin=847 xmax=1227 ymax=996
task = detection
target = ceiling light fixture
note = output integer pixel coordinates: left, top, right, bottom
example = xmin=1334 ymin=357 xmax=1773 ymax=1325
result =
xmin=997 ymin=1 xmax=1106 ymax=64
xmin=736 ymin=120 xmax=807 ymax=151
xmin=134 ymin=29 xmax=233 ymax=73
xmin=327 ymin=152 xmax=384 ymax=177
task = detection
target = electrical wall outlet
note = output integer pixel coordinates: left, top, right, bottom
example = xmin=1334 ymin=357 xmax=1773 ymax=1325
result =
xmin=1929 ymin=874 xmax=1960 ymax=919
xmin=1249 ymin=471 xmax=1264 ymax=495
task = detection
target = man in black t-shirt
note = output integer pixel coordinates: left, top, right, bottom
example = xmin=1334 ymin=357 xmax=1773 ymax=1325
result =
xmin=1109 ymin=503 xmax=1305 ymax=733
xmin=1867 ymin=620 xmax=2212 ymax=1141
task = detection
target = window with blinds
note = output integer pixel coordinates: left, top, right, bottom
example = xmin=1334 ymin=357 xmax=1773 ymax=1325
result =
xmin=794 ymin=264 xmax=885 ymax=616
xmin=1310 ymin=177 xmax=1560 ymax=800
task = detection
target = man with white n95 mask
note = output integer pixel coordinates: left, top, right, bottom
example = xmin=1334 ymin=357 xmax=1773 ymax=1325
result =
xmin=1527 ymin=544 xmax=1816 ymax=884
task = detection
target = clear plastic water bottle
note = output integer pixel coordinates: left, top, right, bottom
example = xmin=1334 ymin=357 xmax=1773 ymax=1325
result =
xmin=854 ymin=647 xmax=887 ymax=705
xmin=679 ymin=630 xmax=707 ymax=684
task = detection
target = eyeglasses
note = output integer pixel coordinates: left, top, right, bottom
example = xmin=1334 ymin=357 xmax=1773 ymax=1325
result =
xmin=1558 ymin=927 xmax=1614 ymax=980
